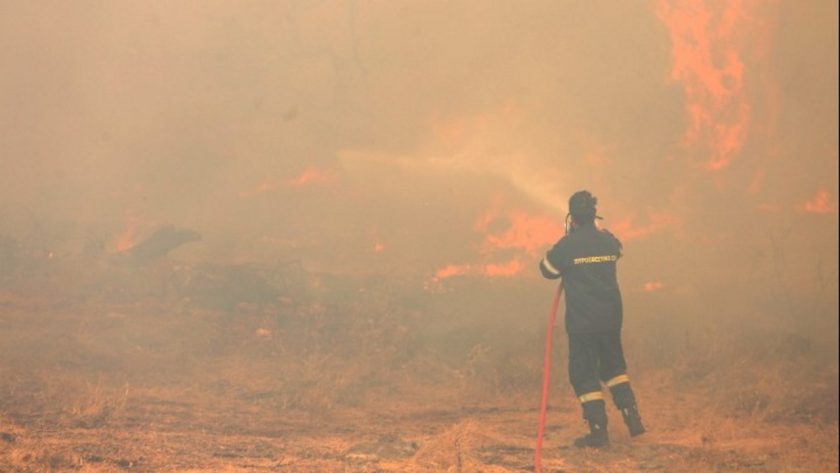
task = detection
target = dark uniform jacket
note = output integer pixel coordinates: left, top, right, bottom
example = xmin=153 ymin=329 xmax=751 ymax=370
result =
xmin=539 ymin=223 xmax=623 ymax=334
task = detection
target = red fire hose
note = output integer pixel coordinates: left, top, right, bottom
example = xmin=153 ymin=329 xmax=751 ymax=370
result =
xmin=534 ymin=282 xmax=563 ymax=473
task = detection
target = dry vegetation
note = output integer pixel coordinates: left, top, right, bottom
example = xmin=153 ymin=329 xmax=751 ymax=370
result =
xmin=0 ymin=250 xmax=837 ymax=472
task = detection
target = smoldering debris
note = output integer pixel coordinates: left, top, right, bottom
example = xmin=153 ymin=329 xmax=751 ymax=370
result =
xmin=120 ymin=225 xmax=202 ymax=266
xmin=0 ymin=221 xmax=301 ymax=316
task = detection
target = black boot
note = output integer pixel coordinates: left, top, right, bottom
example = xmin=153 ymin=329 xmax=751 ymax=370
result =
xmin=573 ymin=420 xmax=609 ymax=448
xmin=620 ymin=404 xmax=645 ymax=437
xmin=609 ymin=381 xmax=646 ymax=437
xmin=574 ymin=400 xmax=609 ymax=448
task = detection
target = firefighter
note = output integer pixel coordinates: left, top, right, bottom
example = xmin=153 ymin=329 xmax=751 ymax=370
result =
xmin=539 ymin=190 xmax=645 ymax=448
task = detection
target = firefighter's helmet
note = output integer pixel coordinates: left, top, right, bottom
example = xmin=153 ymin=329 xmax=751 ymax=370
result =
xmin=569 ymin=190 xmax=598 ymax=223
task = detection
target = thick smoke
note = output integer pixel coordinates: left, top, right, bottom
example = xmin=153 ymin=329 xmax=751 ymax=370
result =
xmin=1 ymin=1 xmax=837 ymax=334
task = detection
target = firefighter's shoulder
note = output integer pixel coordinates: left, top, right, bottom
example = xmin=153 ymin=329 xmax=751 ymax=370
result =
xmin=598 ymin=227 xmax=623 ymax=251
xmin=598 ymin=227 xmax=620 ymax=241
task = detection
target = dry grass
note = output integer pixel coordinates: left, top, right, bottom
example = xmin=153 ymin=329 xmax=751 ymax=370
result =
xmin=0 ymin=269 xmax=837 ymax=472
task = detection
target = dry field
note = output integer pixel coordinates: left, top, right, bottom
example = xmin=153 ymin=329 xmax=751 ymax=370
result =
xmin=0 ymin=259 xmax=837 ymax=472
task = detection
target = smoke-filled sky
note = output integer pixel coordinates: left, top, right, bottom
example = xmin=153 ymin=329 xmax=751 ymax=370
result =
xmin=1 ymin=1 xmax=837 ymax=308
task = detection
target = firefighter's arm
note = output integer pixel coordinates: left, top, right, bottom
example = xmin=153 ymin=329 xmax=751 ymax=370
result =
xmin=539 ymin=242 xmax=566 ymax=280
xmin=539 ymin=255 xmax=562 ymax=279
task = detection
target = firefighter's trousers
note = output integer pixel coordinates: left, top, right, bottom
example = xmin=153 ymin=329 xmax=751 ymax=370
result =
xmin=567 ymin=329 xmax=639 ymax=420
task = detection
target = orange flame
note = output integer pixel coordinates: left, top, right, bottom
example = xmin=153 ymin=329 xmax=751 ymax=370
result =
xmin=610 ymin=211 xmax=677 ymax=242
xmin=483 ymin=259 xmax=524 ymax=277
xmin=242 ymin=167 xmax=334 ymax=197
xmin=801 ymin=190 xmax=837 ymax=214
xmin=115 ymin=217 xmax=140 ymax=252
xmin=644 ymin=281 xmax=665 ymax=292
xmin=434 ymin=263 xmax=471 ymax=280
xmin=656 ymin=0 xmax=755 ymax=171
xmin=478 ymin=211 xmax=564 ymax=256
xmin=288 ymin=166 xmax=334 ymax=188
xmin=433 ymin=259 xmax=525 ymax=281
xmin=433 ymin=207 xmax=563 ymax=282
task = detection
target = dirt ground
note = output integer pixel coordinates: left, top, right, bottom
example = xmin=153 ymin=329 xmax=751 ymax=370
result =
xmin=0 ymin=265 xmax=837 ymax=472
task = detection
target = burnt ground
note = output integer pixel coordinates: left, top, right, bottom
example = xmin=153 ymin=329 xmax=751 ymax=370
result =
xmin=0 ymin=259 xmax=837 ymax=472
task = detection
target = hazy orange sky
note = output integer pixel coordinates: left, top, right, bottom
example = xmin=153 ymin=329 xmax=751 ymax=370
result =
xmin=1 ymin=1 xmax=837 ymax=307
